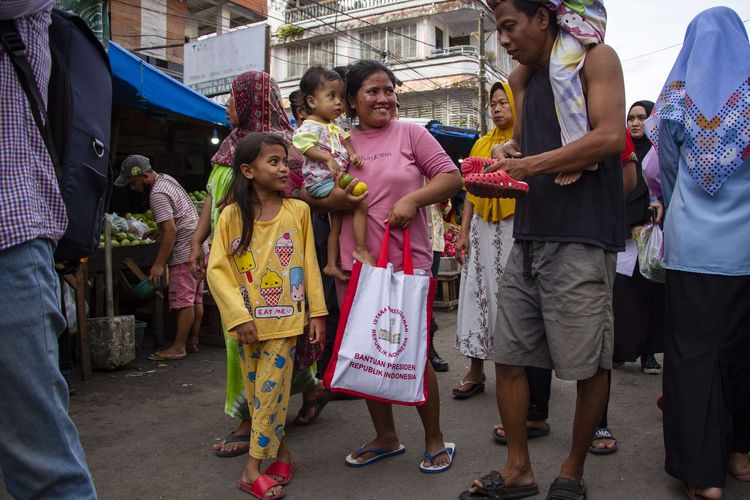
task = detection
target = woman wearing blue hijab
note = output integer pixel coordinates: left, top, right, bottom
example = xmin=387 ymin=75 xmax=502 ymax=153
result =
xmin=645 ymin=6 xmax=750 ymax=498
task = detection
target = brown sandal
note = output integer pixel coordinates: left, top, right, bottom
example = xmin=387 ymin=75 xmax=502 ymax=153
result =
xmin=452 ymin=379 xmax=485 ymax=399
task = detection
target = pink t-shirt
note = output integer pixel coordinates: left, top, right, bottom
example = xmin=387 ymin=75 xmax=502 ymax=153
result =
xmin=339 ymin=120 xmax=458 ymax=272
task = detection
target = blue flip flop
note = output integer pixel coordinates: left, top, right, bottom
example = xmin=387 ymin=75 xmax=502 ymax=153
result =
xmin=419 ymin=442 xmax=456 ymax=474
xmin=345 ymin=444 xmax=406 ymax=467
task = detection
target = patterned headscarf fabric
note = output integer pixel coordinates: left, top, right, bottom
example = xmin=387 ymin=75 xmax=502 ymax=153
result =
xmin=490 ymin=0 xmax=607 ymax=168
xmin=644 ymin=7 xmax=750 ymax=196
xmin=211 ymin=71 xmax=294 ymax=167
xmin=546 ymin=0 xmax=607 ymax=169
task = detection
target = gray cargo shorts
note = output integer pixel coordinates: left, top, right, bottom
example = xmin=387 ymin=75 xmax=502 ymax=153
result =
xmin=493 ymin=241 xmax=616 ymax=380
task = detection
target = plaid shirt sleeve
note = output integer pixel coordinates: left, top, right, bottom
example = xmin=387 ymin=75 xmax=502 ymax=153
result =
xmin=0 ymin=1 xmax=67 ymax=251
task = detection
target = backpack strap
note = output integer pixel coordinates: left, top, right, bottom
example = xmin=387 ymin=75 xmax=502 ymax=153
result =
xmin=0 ymin=19 xmax=61 ymax=173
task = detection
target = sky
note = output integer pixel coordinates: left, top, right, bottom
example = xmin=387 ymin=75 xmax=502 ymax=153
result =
xmin=604 ymin=1 xmax=750 ymax=107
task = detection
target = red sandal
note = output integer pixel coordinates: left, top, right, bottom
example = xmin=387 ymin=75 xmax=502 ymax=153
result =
xmin=464 ymin=170 xmax=529 ymax=199
xmin=461 ymin=156 xmax=494 ymax=176
xmin=236 ymin=474 xmax=285 ymax=499
xmin=265 ymin=460 xmax=297 ymax=485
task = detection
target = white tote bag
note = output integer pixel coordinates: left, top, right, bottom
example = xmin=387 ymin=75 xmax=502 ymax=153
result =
xmin=324 ymin=224 xmax=436 ymax=405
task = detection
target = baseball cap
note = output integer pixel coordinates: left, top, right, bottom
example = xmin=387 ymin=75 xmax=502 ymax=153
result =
xmin=114 ymin=155 xmax=153 ymax=187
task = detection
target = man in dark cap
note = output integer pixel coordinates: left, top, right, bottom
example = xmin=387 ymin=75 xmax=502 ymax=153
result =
xmin=116 ymin=155 xmax=208 ymax=361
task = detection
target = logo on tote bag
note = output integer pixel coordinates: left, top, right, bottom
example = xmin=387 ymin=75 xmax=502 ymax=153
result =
xmin=371 ymin=307 xmax=409 ymax=358
xmin=377 ymin=316 xmax=401 ymax=344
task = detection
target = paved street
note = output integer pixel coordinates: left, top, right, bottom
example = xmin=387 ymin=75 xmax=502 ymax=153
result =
xmin=3 ymin=311 xmax=745 ymax=499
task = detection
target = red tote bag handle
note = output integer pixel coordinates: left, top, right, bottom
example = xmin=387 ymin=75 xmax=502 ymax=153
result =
xmin=375 ymin=222 xmax=414 ymax=275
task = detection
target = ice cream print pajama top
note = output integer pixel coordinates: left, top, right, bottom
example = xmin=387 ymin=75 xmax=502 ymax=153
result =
xmin=207 ymin=199 xmax=327 ymax=458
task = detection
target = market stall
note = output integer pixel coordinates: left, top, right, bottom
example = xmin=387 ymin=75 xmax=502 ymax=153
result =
xmin=69 ymin=45 xmax=229 ymax=377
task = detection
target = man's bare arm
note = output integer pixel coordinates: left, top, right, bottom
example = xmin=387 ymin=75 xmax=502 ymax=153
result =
xmin=508 ymin=65 xmax=531 ymax=145
xmin=493 ymin=45 xmax=626 ymax=180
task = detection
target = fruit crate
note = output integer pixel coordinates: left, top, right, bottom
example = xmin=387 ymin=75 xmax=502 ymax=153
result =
xmin=439 ymin=256 xmax=460 ymax=275
xmin=433 ymin=270 xmax=460 ymax=310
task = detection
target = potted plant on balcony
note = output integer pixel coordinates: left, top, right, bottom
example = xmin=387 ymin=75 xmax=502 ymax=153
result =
xmin=276 ymin=24 xmax=305 ymax=40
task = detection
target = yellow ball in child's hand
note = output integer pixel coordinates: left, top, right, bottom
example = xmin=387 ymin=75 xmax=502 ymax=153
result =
xmin=351 ymin=181 xmax=368 ymax=197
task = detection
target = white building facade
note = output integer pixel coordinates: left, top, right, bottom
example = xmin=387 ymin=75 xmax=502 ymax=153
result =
xmin=268 ymin=0 xmax=516 ymax=129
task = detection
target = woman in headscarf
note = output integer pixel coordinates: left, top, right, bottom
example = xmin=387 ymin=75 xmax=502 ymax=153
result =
xmin=645 ymin=7 xmax=750 ymax=498
xmin=608 ymin=100 xmax=665 ymax=374
xmin=189 ymin=71 xmax=326 ymax=459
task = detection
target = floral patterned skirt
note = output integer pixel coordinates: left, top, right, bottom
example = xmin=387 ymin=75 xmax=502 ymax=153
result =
xmin=455 ymin=214 xmax=514 ymax=360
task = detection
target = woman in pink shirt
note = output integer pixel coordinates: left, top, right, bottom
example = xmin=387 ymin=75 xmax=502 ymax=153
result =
xmin=304 ymin=60 xmax=462 ymax=473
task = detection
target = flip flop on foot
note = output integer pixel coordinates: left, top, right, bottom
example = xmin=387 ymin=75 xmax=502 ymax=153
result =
xmin=293 ymin=393 xmax=332 ymax=426
xmin=452 ymin=379 xmax=485 ymax=399
xmin=464 ymin=170 xmax=529 ymax=199
xmin=213 ymin=432 xmax=250 ymax=458
xmin=493 ymin=422 xmax=551 ymax=445
xmin=546 ymin=477 xmax=586 ymax=500
xmin=265 ymin=461 xmax=297 ymax=486
xmin=459 ymin=470 xmax=539 ymax=499
xmin=148 ymin=351 xmax=186 ymax=361
xmin=682 ymin=482 xmax=723 ymax=500
xmin=345 ymin=444 xmax=406 ymax=467
xmin=186 ymin=344 xmax=199 ymax=353
xmin=419 ymin=442 xmax=456 ymax=474
xmin=589 ymin=427 xmax=618 ymax=455
xmin=728 ymin=453 xmax=750 ymax=481
xmin=236 ymin=474 xmax=284 ymax=500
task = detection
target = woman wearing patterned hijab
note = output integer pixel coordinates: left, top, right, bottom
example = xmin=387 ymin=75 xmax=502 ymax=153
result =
xmin=207 ymin=71 xmax=297 ymax=230
xmin=645 ymin=7 xmax=750 ymax=498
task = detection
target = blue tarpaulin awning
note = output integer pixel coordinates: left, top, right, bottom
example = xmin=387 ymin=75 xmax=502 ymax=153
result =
xmin=425 ymin=122 xmax=479 ymax=168
xmin=108 ymin=42 xmax=229 ymax=127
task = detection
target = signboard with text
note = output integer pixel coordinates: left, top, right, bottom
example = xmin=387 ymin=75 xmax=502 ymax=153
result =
xmin=184 ymin=24 xmax=267 ymax=96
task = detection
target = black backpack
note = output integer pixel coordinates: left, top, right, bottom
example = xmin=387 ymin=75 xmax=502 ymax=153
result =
xmin=0 ymin=9 xmax=112 ymax=270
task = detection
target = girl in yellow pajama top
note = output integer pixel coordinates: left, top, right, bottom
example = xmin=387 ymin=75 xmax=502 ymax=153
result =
xmin=207 ymin=133 xmax=327 ymax=500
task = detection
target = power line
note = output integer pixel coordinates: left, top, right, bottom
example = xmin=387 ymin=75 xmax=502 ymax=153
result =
xmin=284 ymin=0 xmax=439 ymax=50
xmin=272 ymin=8 xmax=464 ymax=110
xmin=110 ymin=0 xmax=481 ymax=115
xmin=622 ymin=17 xmax=750 ymax=63
xmin=621 ymin=42 xmax=682 ymax=63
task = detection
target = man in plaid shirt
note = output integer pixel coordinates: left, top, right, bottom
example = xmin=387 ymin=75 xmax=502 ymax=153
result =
xmin=0 ymin=1 xmax=97 ymax=498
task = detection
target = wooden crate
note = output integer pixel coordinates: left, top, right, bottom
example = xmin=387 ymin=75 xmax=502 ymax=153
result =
xmin=433 ymin=270 xmax=461 ymax=310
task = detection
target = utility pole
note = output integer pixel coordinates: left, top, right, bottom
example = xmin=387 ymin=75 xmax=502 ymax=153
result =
xmin=478 ymin=9 xmax=487 ymax=135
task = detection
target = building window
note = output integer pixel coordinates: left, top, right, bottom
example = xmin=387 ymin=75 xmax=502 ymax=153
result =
xmin=360 ymin=23 xmax=417 ymax=62
xmin=435 ymin=27 xmax=444 ymax=50
xmin=287 ymin=39 xmax=335 ymax=79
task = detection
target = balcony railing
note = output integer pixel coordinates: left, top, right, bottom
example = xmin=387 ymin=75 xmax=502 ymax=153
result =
xmin=428 ymin=45 xmax=479 ymax=59
xmin=285 ymin=0 xmax=404 ymax=24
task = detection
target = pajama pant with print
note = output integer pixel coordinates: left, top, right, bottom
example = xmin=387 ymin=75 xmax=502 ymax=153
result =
xmin=238 ymin=337 xmax=295 ymax=459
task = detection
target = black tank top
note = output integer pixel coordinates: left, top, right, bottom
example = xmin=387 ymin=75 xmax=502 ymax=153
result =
xmin=513 ymin=68 xmax=625 ymax=252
